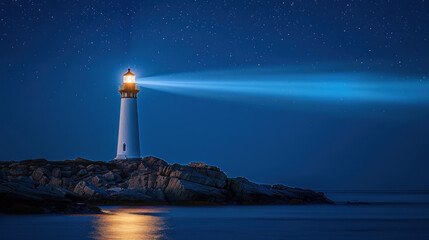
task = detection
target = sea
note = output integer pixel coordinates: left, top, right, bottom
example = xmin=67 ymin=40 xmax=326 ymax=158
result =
xmin=1 ymin=191 xmax=429 ymax=240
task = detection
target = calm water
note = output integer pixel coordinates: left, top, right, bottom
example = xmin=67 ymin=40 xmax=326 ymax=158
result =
xmin=1 ymin=192 xmax=429 ymax=240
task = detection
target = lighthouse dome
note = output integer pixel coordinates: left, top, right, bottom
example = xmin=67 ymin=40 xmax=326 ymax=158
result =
xmin=123 ymin=68 xmax=136 ymax=83
xmin=123 ymin=68 xmax=135 ymax=76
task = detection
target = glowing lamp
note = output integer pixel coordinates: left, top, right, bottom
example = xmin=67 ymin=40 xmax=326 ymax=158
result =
xmin=123 ymin=68 xmax=136 ymax=83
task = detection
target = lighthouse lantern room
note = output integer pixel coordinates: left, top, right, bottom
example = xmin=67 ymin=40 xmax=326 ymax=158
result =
xmin=115 ymin=68 xmax=141 ymax=159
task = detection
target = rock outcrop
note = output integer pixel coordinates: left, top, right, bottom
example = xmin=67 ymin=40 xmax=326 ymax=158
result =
xmin=0 ymin=157 xmax=332 ymax=213
xmin=0 ymin=177 xmax=101 ymax=214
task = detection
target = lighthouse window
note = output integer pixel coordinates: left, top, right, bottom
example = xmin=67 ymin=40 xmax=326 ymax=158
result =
xmin=123 ymin=143 xmax=126 ymax=151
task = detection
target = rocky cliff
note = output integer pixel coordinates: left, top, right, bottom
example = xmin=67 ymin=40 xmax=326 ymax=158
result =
xmin=0 ymin=156 xmax=332 ymax=213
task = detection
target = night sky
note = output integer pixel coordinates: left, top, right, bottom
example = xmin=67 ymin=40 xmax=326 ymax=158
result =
xmin=1 ymin=0 xmax=429 ymax=190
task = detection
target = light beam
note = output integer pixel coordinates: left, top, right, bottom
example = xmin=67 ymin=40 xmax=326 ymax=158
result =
xmin=136 ymin=67 xmax=429 ymax=105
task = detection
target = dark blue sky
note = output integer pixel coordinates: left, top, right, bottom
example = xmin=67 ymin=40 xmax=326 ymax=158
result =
xmin=1 ymin=0 xmax=428 ymax=190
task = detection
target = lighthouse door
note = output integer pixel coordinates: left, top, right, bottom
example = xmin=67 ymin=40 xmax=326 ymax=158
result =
xmin=123 ymin=143 xmax=126 ymax=152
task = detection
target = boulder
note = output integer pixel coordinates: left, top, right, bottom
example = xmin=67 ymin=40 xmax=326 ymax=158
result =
xmin=9 ymin=167 xmax=28 ymax=177
xmin=77 ymin=169 xmax=87 ymax=177
xmin=154 ymin=175 xmax=170 ymax=190
xmin=138 ymin=163 xmax=149 ymax=171
xmin=160 ymin=163 xmax=227 ymax=188
xmin=49 ymin=177 xmax=63 ymax=186
xmin=143 ymin=156 xmax=169 ymax=171
xmin=39 ymin=176 xmax=49 ymax=186
xmin=87 ymin=164 xmax=101 ymax=172
xmin=86 ymin=164 xmax=95 ymax=171
xmin=31 ymin=167 xmax=50 ymax=181
xmin=103 ymin=171 xmax=118 ymax=182
xmin=228 ymin=177 xmax=275 ymax=204
xmin=92 ymin=175 xmax=107 ymax=187
xmin=164 ymin=177 xmax=228 ymax=203
xmin=188 ymin=162 xmax=220 ymax=171
xmin=110 ymin=158 xmax=143 ymax=175
xmin=127 ymin=172 xmax=159 ymax=189
xmin=52 ymin=168 xmax=62 ymax=178
xmin=73 ymin=181 xmax=109 ymax=201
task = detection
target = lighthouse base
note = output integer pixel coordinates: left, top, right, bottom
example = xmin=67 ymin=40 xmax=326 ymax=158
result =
xmin=115 ymin=154 xmax=141 ymax=160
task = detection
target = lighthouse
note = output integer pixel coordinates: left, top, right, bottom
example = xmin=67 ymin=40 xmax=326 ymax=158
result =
xmin=115 ymin=68 xmax=141 ymax=159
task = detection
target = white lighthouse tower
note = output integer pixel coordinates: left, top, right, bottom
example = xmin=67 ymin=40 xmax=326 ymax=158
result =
xmin=115 ymin=68 xmax=141 ymax=159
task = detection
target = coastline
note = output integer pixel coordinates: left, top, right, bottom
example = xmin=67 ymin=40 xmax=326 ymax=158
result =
xmin=0 ymin=156 xmax=332 ymax=214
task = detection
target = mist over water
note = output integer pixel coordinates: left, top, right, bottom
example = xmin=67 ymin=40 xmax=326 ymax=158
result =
xmin=137 ymin=66 xmax=429 ymax=106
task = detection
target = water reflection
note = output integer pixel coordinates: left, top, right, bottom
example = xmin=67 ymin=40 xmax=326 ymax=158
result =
xmin=91 ymin=207 xmax=169 ymax=240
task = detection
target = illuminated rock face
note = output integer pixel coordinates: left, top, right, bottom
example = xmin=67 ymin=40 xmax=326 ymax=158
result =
xmin=116 ymin=68 xmax=141 ymax=160
xmin=0 ymin=157 xmax=333 ymax=211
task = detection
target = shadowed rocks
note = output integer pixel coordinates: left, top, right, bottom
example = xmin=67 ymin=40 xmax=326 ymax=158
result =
xmin=0 ymin=178 xmax=101 ymax=214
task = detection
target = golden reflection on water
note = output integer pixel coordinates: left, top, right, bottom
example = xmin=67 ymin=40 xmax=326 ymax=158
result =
xmin=91 ymin=207 xmax=169 ymax=240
